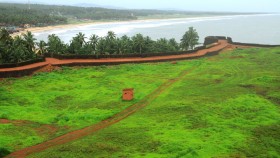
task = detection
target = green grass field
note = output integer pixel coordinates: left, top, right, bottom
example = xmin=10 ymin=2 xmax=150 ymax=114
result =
xmin=1 ymin=47 xmax=280 ymax=157
xmin=0 ymin=59 xmax=194 ymax=154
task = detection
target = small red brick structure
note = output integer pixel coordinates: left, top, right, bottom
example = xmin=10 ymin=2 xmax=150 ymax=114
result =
xmin=122 ymin=88 xmax=134 ymax=101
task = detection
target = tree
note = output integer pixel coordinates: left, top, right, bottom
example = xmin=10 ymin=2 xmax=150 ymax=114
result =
xmin=115 ymin=38 xmax=122 ymax=54
xmin=47 ymin=34 xmax=65 ymax=56
xmin=0 ymin=31 xmax=37 ymax=63
xmin=96 ymin=37 xmax=107 ymax=55
xmin=180 ymin=27 xmax=199 ymax=50
xmin=132 ymin=33 xmax=145 ymax=54
xmin=36 ymin=40 xmax=47 ymax=55
xmin=0 ymin=147 xmax=11 ymax=158
xmin=75 ymin=32 xmax=86 ymax=46
xmin=69 ymin=32 xmax=86 ymax=54
xmin=155 ymin=38 xmax=169 ymax=52
xmin=143 ymin=36 xmax=156 ymax=53
xmin=10 ymin=35 xmax=30 ymax=63
xmin=119 ymin=35 xmax=133 ymax=54
xmin=22 ymin=31 xmax=36 ymax=53
xmin=0 ymin=29 xmax=12 ymax=44
xmin=168 ymin=38 xmax=180 ymax=51
xmin=0 ymin=29 xmax=13 ymax=63
xmin=107 ymin=31 xmax=116 ymax=41
xmin=105 ymin=31 xmax=117 ymax=54
xmin=88 ymin=34 xmax=99 ymax=54
xmin=11 ymin=42 xmax=29 ymax=63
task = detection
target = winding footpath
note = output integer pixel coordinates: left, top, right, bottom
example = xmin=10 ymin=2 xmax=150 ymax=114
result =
xmin=0 ymin=40 xmax=228 ymax=78
xmin=5 ymin=40 xmax=229 ymax=157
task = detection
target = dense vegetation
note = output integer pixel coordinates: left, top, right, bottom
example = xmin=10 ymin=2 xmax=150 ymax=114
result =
xmin=0 ymin=3 xmax=67 ymax=27
xmin=0 ymin=29 xmax=40 ymax=64
xmin=0 ymin=3 xmax=248 ymax=27
xmin=0 ymin=27 xmax=199 ymax=64
xmin=0 ymin=47 xmax=279 ymax=157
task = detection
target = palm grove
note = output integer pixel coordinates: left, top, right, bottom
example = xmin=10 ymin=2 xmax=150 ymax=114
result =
xmin=0 ymin=27 xmax=199 ymax=64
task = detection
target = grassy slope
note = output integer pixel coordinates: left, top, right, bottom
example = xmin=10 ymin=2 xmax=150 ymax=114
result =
xmin=29 ymin=47 xmax=280 ymax=158
xmin=0 ymin=63 xmax=194 ymax=152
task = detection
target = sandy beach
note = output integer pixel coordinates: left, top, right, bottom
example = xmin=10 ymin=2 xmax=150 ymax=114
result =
xmin=12 ymin=21 xmax=113 ymax=36
xmin=12 ymin=17 xmax=192 ymax=36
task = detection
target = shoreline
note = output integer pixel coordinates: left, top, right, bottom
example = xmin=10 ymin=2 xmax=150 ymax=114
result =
xmin=11 ymin=14 xmax=253 ymax=36
xmin=12 ymin=17 xmax=192 ymax=37
xmin=11 ymin=13 xmax=274 ymax=37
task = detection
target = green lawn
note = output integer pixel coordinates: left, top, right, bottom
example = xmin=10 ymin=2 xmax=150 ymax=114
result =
xmin=1 ymin=47 xmax=280 ymax=158
xmin=0 ymin=62 xmax=194 ymax=153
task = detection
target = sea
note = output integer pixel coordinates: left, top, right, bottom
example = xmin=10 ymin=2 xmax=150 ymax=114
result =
xmin=33 ymin=14 xmax=280 ymax=45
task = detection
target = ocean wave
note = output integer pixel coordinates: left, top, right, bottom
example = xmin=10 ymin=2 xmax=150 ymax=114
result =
xmin=33 ymin=14 xmax=279 ymax=43
xmin=82 ymin=16 xmax=234 ymax=36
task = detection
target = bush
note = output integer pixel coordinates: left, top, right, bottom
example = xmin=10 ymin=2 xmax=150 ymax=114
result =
xmin=0 ymin=147 xmax=11 ymax=158
xmin=0 ymin=113 xmax=9 ymax=119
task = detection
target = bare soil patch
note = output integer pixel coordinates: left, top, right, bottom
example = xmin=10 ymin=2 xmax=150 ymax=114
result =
xmin=0 ymin=119 xmax=32 ymax=126
xmin=223 ymin=44 xmax=254 ymax=52
xmin=35 ymin=125 xmax=58 ymax=136
xmin=33 ymin=64 xmax=61 ymax=74
xmin=0 ymin=119 xmax=10 ymax=124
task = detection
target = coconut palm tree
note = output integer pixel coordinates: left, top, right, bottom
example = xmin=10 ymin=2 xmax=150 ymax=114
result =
xmin=107 ymin=31 xmax=116 ymax=40
xmin=96 ymin=37 xmax=107 ymax=55
xmin=88 ymin=34 xmax=99 ymax=54
xmin=132 ymin=33 xmax=145 ymax=54
xmin=0 ymin=31 xmax=16 ymax=63
xmin=11 ymin=43 xmax=28 ymax=63
xmin=119 ymin=35 xmax=133 ymax=54
xmin=0 ymin=30 xmax=37 ymax=63
xmin=36 ymin=40 xmax=47 ymax=55
xmin=11 ymin=36 xmax=30 ymax=62
xmin=22 ymin=31 xmax=36 ymax=53
xmin=75 ymin=32 xmax=86 ymax=46
xmin=47 ymin=34 xmax=64 ymax=56
xmin=0 ymin=29 xmax=13 ymax=59
xmin=105 ymin=31 xmax=117 ymax=54
xmin=168 ymin=38 xmax=180 ymax=51
xmin=180 ymin=27 xmax=199 ymax=50
xmin=156 ymin=38 xmax=169 ymax=52
xmin=115 ymin=38 xmax=122 ymax=54
xmin=143 ymin=36 xmax=156 ymax=53
xmin=69 ymin=32 xmax=87 ymax=54
xmin=0 ymin=29 xmax=12 ymax=43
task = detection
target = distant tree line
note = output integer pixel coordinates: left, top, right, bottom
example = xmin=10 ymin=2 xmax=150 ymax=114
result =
xmin=0 ymin=3 xmax=148 ymax=27
xmin=0 ymin=4 xmax=67 ymax=27
xmin=0 ymin=3 xmax=246 ymax=28
xmin=0 ymin=27 xmax=199 ymax=64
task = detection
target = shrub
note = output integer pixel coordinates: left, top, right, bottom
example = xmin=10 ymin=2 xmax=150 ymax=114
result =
xmin=0 ymin=147 xmax=11 ymax=158
xmin=0 ymin=113 xmax=9 ymax=119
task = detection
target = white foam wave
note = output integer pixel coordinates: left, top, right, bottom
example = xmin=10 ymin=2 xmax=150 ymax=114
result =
xmin=33 ymin=14 xmax=277 ymax=42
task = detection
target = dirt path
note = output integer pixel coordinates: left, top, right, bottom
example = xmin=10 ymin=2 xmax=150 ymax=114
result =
xmin=6 ymin=67 xmax=194 ymax=158
xmin=0 ymin=119 xmax=34 ymax=126
xmin=0 ymin=40 xmax=228 ymax=75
